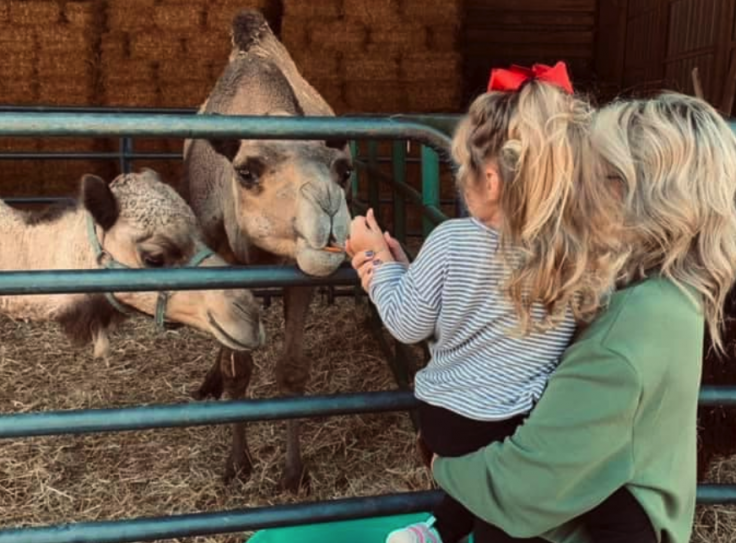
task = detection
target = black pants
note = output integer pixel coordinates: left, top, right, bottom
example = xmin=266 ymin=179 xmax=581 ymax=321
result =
xmin=418 ymin=401 xmax=656 ymax=543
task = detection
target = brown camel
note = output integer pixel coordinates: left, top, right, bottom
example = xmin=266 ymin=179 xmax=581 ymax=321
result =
xmin=181 ymin=10 xmax=352 ymax=491
xmin=0 ymin=169 xmax=265 ymax=358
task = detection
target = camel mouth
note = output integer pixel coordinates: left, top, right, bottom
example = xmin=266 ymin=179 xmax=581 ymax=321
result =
xmin=206 ymin=312 xmax=263 ymax=351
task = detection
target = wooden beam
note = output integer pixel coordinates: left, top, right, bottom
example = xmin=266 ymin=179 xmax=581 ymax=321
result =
xmin=691 ymin=67 xmax=705 ymax=99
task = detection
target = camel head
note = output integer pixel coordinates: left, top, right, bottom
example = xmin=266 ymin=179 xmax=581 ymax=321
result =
xmin=83 ymin=169 xmax=265 ymax=351
xmin=208 ymin=132 xmax=352 ymax=276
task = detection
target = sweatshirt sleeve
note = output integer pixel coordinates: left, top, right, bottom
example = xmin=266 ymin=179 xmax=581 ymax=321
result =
xmin=368 ymin=224 xmax=450 ymax=344
xmin=432 ymin=344 xmax=641 ymax=539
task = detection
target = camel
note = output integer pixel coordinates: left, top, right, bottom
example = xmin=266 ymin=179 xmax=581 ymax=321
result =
xmin=181 ymin=10 xmax=352 ymax=491
xmin=0 ymin=169 xmax=265 ymax=358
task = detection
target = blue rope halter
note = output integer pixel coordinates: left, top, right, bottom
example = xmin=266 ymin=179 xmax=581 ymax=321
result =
xmin=85 ymin=213 xmax=215 ymax=329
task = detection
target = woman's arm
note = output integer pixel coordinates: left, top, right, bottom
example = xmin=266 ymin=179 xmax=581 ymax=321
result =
xmin=432 ymin=344 xmax=641 ymax=538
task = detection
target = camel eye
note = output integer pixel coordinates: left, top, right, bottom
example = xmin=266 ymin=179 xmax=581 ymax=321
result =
xmin=143 ymin=253 xmax=165 ymax=268
xmin=236 ymin=168 xmax=258 ymax=187
xmin=340 ymin=168 xmax=353 ymax=186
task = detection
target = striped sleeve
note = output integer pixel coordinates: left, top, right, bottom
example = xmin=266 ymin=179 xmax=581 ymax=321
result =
xmin=368 ymin=225 xmax=450 ymax=344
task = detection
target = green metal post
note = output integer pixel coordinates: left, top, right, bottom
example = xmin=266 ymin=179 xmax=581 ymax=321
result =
xmin=421 ymin=145 xmax=441 ymax=238
xmin=368 ymin=141 xmax=379 ymax=213
xmin=349 ymin=141 xmax=359 ymax=200
xmin=392 ymin=141 xmax=407 ymax=243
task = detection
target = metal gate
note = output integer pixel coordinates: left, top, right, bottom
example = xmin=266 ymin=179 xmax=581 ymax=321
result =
xmin=0 ymin=109 xmax=734 ymax=543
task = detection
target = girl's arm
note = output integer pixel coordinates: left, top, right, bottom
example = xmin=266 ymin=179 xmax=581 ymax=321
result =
xmin=368 ymin=224 xmax=451 ymax=344
xmin=432 ymin=344 xmax=640 ymax=538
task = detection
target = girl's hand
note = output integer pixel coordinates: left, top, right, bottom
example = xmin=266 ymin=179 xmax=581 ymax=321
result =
xmin=384 ymin=231 xmax=409 ymax=266
xmin=351 ymin=250 xmax=376 ymax=292
xmin=349 ymin=209 xmax=388 ymax=256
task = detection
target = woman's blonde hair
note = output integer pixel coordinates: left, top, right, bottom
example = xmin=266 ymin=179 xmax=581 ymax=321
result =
xmin=592 ymin=92 xmax=736 ymax=352
xmin=452 ymin=81 xmax=628 ymax=334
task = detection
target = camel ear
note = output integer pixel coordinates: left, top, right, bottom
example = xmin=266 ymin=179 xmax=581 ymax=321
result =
xmin=209 ymin=139 xmax=241 ymax=163
xmin=81 ymin=174 xmax=119 ymax=230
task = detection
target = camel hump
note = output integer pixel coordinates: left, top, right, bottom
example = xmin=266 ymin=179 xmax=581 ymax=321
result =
xmin=231 ymin=9 xmax=270 ymax=52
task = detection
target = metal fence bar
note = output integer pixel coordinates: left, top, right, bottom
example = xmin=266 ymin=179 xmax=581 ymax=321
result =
xmin=0 ymin=113 xmax=453 ymax=157
xmin=392 ymin=141 xmax=407 ymax=243
xmin=0 ymin=391 xmax=418 ymax=439
xmin=1 ymin=387 xmax=733 ymax=439
xmin=421 ymin=145 xmax=442 ymax=237
xmin=368 ymin=140 xmax=380 ymax=212
xmin=0 ymin=491 xmax=443 ymax=543
xmin=0 ymin=265 xmax=358 ymax=295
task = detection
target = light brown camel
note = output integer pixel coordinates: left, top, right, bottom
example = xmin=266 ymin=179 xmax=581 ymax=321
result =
xmin=0 ymin=169 xmax=265 ymax=358
xmin=181 ymin=10 xmax=353 ymax=491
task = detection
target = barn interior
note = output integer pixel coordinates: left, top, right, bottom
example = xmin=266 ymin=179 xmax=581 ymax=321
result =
xmin=0 ymin=1 xmax=735 ymax=542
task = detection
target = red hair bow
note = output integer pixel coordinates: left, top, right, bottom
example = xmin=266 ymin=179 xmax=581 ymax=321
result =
xmin=487 ymin=61 xmax=574 ymax=94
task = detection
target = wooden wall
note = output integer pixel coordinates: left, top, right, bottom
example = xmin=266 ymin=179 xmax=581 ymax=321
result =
xmin=595 ymin=0 xmax=735 ymax=106
xmin=462 ymin=0 xmax=598 ymax=104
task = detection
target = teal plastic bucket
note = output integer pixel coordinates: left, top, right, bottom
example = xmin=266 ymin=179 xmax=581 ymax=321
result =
xmin=247 ymin=512 xmax=431 ymax=543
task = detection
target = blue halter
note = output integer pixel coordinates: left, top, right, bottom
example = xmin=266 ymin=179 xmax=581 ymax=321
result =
xmin=86 ymin=214 xmax=215 ymax=329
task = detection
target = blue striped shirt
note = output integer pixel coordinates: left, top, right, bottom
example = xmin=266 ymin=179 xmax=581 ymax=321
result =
xmin=370 ymin=218 xmax=576 ymax=421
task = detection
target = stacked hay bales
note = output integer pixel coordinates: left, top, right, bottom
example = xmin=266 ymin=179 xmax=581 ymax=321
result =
xmin=0 ymin=0 xmax=111 ymax=198
xmin=99 ymin=0 xmax=280 ymax=186
xmin=282 ymin=0 xmax=465 ymax=115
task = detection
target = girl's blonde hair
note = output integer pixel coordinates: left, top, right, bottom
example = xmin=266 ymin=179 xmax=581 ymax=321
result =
xmin=452 ymin=81 xmax=628 ymax=334
xmin=592 ymin=92 xmax=736 ymax=352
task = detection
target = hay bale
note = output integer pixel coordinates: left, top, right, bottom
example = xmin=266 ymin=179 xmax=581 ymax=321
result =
xmin=344 ymin=54 xmax=400 ymax=82
xmin=129 ymin=33 xmax=186 ymax=60
xmin=158 ymin=59 xmax=215 ymax=85
xmin=154 ymin=3 xmax=206 ymax=32
xmin=427 ymin=25 xmax=460 ymax=51
xmin=405 ymin=82 xmax=462 ymax=112
xmin=0 ymin=138 xmax=40 ymax=152
xmin=159 ymin=80 xmax=213 ymax=108
xmin=101 ymin=59 xmax=157 ymax=85
xmin=0 ymin=50 xmax=36 ymax=80
xmin=9 ymin=0 xmax=61 ymax=26
xmin=62 ymin=0 xmax=102 ymax=28
xmin=280 ymin=18 xmax=309 ymax=50
xmin=106 ymin=0 xmax=157 ymax=31
xmin=345 ymin=81 xmax=405 ymax=113
xmin=307 ymin=79 xmax=346 ymax=112
xmin=103 ymin=82 xmax=159 ymax=107
xmin=37 ymin=28 xmax=95 ymax=56
xmin=38 ymin=137 xmax=99 ymax=153
xmin=0 ymin=3 xmax=9 ymax=24
xmin=185 ymin=33 xmax=231 ymax=63
xmin=343 ymin=0 xmax=400 ymax=24
xmin=292 ymin=51 xmax=342 ymax=82
xmin=310 ymin=20 xmax=368 ymax=51
xmin=401 ymin=0 xmax=463 ymax=26
xmin=39 ymin=80 xmax=94 ymax=106
xmin=37 ymin=56 xmax=94 ymax=82
xmin=205 ymin=0 xmax=273 ymax=31
xmin=0 ymin=27 xmax=36 ymax=53
xmin=401 ymin=53 xmax=462 ymax=82
xmin=0 ymin=80 xmax=39 ymax=105
xmin=283 ymin=0 xmax=343 ymax=19
xmin=367 ymin=23 xmax=428 ymax=54
xmin=100 ymin=33 xmax=130 ymax=63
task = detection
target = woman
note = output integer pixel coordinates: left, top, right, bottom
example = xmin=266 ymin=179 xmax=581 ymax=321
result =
xmin=430 ymin=93 xmax=736 ymax=543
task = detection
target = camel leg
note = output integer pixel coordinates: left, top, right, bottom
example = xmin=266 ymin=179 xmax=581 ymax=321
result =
xmin=277 ymin=285 xmax=314 ymax=493
xmin=194 ymin=347 xmax=254 ymax=483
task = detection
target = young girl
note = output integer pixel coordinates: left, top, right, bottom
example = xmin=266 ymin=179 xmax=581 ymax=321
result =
xmin=429 ymin=94 xmax=736 ymax=543
xmin=347 ymin=62 xmax=634 ymax=543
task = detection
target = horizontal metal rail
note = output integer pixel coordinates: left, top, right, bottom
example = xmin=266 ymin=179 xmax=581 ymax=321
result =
xmin=0 ymin=391 xmax=418 ymax=439
xmin=0 ymin=265 xmax=358 ymax=295
xmin=0 ymin=112 xmax=453 ymax=157
xmin=0 ymin=486 xmax=732 ymax=543
xmin=0 ymin=492 xmax=443 ymax=543
xmin=0 ymin=151 xmax=178 ymax=160
xmin=1 ymin=388 xmax=733 ymax=439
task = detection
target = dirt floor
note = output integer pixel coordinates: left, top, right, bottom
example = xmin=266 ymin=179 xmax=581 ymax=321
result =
xmin=0 ymin=296 xmax=733 ymax=543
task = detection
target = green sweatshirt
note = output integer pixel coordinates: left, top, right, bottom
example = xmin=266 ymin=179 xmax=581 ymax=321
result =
xmin=433 ymin=277 xmax=703 ymax=543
